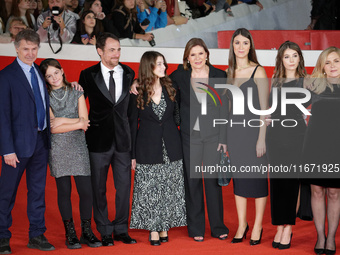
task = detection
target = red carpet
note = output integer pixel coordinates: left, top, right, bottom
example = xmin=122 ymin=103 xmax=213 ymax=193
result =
xmin=1 ymin=161 xmax=339 ymax=255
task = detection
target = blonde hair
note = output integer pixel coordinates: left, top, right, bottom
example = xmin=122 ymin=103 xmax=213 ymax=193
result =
xmin=310 ymin=46 xmax=340 ymax=94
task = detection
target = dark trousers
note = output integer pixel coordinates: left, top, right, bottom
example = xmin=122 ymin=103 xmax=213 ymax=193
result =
xmin=55 ymin=176 xmax=93 ymax=220
xmin=0 ymin=131 xmax=48 ymax=239
xmin=181 ymin=131 xmax=229 ymax=237
xmin=89 ymin=143 xmax=131 ymax=236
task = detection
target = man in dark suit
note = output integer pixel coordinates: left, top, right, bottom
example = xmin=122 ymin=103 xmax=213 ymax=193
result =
xmin=0 ymin=29 xmax=55 ymax=254
xmin=78 ymin=32 xmax=136 ymax=246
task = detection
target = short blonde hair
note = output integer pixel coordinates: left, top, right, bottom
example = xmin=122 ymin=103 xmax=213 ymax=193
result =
xmin=311 ymin=46 xmax=340 ymax=94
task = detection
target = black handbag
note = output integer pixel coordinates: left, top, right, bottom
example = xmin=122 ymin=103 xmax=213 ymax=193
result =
xmin=217 ymin=150 xmax=232 ymax=186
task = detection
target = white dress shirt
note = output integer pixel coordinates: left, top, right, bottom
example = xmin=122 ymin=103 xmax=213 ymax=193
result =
xmin=100 ymin=62 xmax=124 ymax=103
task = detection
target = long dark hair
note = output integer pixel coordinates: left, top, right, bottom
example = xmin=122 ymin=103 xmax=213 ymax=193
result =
xmin=39 ymin=58 xmax=72 ymax=93
xmin=80 ymin=10 xmax=102 ymax=38
xmin=11 ymin=0 xmax=34 ymax=29
xmin=228 ymin=28 xmax=258 ymax=78
xmin=83 ymin=0 xmax=96 ymax=11
xmin=113 ymin=0 xmax=137 ymax=16
xmin=182 ymin=38 xmax=210 ymax=70
xmin=272 ymin=41 xmax=306 ymax=88
xmin=137 ymin=51 xmax=176 ymax=110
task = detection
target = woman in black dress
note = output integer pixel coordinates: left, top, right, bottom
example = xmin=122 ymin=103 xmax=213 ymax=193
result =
xmin=129 ymin=51 xmax=186 ymax=246
xmin=302 ymin=46 xmax=340 ymax=255
xmin=266 ymin=41 xmax=308 ymax=250
xmin=170 ymin=38 xmax=229 ymax=242
xmin=226 ymin=28 xmax=269 ymax=246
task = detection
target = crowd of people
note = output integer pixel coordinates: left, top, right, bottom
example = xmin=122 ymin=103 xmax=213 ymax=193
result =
xmin=0 ymin=26 xmax=339 ymax=255
xmin=0 ymin=0 xmax=267 ymax=45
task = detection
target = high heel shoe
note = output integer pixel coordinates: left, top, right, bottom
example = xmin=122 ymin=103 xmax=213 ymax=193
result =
xmin=149 ymin=232 xmax=161 ymax=246
xmin=250 ymin=229 xmax=263 ymax=246
xmin=272 ymin=241 xmax=280 ymax=248
xmin=314 ymin=237 xmax=326 ymax=254
xmin=325 ymin=240 xmax=336 ymax=255
xmin=231 ymin=224 xmax=249 ymax=243
xmin=159 ymin=232 xmax=168 ymax=243
xmin=279 ymin=233 xmax=293 ymax=250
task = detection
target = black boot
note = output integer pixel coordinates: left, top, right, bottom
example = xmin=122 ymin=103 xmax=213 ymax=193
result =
xmin=63 ymin=219 xmax=81 ymax=249
xmin=80 ymin=219 xmax=102 ymax=248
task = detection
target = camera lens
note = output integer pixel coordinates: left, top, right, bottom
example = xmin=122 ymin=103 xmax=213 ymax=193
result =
xmin=51 ymin=17 xmax=59 ymax=30
xmin=149 ymin=39 xmax=156 ymax=47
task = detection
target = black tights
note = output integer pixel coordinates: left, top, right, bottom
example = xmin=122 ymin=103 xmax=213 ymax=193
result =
xmin=55 ymin=176 xmax=93 ymax=220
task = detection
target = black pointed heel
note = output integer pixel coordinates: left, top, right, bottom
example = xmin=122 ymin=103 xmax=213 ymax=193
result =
xmin=250 ymin=229 xmax=263 ymax=246
xmin=149 ymin=232 xmax=160 ymax=246
xmin=231 ymin=224 xmax=249 ymax=243
xmin=278 ymin=233 xmax=293 ymax=250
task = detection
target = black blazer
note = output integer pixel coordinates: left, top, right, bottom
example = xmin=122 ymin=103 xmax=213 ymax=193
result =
xmin=129 ymin=87 xmax=182 ymax=164
xmin=78 ymin=62 xmax=135 ymax=153
xmin=170 ymin=64 xmax=229 ymax=143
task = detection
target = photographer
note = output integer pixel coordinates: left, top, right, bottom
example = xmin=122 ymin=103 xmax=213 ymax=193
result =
xmin=36 ymin=0 xmax=77 ymax=44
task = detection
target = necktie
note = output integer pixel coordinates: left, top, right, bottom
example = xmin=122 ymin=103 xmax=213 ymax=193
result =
xmin=30 ymin=66 xmax=45 ymax=130
xmin=109 ymin=70 xmax=116 ymax=104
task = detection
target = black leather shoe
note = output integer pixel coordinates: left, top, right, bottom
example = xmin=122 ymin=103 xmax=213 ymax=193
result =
xmin=27 ymin=234 xmax=55 ymax=251
xmin=324 ymin=249 xmax=336 ymax=255
xmin=314 ymin=247 xmax=325 ymax=255
xmin=101 ymin=235 xmax=114 ymax=246
xmin=231 ymin=224 xmax=249 ymax=243
xmin=314 ymin=239 xmax=326 ymax=254
xmin=159 ymin=236 xmax=168 ymax=243
xmin=272 ymin=241 xmax=280 ymax=248
xmin=325 ymin=240 xmax=336 ymax=255
xmin=114 ymin=233 xmax=137 ymax=244
xmin=250 ymin=229 xmax=263 ymax=246
xmin=80 ymin=219 xmax=102 ymax=248
xmin=278 ymin=233 xmax=292 ymax=250
xmin=149 ymin=232 xmax=161 ymax=246
xmin=0 ymin=238 xmax=11 ymax=254
xmin=63 ymin=219 xmax=81 ymax=249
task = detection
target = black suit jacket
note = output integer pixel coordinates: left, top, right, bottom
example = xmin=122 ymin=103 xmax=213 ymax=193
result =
xmin=129 ymin=88 xmax=182 ymax=164
xmin=78 ymin=62 xmax=135 ymax=153
xmin=170 ymin=64 xmax=229 ymax=143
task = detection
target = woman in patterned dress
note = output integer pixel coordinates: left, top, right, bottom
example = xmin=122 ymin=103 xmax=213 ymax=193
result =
xmin=40 ymin=58 xmax=101 ymax=249
xmin=129 ymin=51 xmax=187 ymax=246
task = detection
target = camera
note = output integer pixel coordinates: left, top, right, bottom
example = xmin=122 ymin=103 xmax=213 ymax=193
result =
xmin=51 ymin=6 xmax=60 ymax=30
xmin=149 ymin=34 xmax=156 ymax=47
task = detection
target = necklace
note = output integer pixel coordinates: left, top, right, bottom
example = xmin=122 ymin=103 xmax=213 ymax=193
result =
xmin=51 ymin=88 xmax=68 ymax=101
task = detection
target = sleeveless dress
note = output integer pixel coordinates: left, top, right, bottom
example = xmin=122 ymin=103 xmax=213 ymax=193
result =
xmin=266 ymin=78 xmax=307 ymax=225
xmin=49 ymin=87 xmax=91 ymax=178
xmin=227 ymin=65 xmax=268 ymax=198
xmin=130 ymin=93 xmax=187 ymax=231
xmin=302 ymin=84 xmax=340 ymax=188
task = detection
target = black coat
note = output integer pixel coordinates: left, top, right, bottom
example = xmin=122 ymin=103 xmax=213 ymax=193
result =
xmin=170 ymin=64 xmax=229 ymax=143
xmin=129 ymin=87 xmax=182 ymax=164
xmin=78 ymin=62 xmax=135 ymax=153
